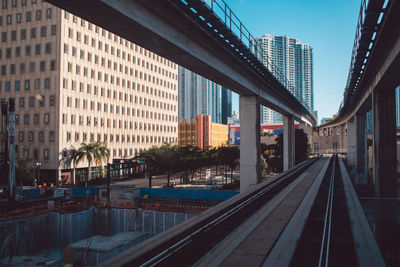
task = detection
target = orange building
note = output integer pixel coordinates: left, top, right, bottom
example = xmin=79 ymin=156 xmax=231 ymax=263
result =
xmin=179 ymin=115 xmax=227 ymax=149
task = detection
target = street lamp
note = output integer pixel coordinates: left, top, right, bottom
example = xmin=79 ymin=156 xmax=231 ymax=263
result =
xmin=35 ymin=161 xmax=41 ymax=187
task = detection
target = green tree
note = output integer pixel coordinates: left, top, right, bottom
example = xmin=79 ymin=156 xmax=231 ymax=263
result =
xmin=272 ymin=129 xmax=310 ymax=172
xmin=73 ymin=142 xmax=110 ymax=186
xmin=16 ymin=157 xmax=35 ymax=185
xmin=217 ymin=146 xmax=240 ymax=183
xmin=139 ymin=146 xmax=159 ymax=188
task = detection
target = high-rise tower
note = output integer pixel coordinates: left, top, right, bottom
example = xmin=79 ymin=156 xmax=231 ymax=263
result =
xmin=255 ymin=34 xmax=314 ymax=124
xmin=178 ymin=66 xmax=231 ymax=124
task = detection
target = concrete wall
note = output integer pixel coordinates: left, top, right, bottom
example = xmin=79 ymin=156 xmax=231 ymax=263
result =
xmin=96 ymin=208 xmax=193 ymax=236
xmin=0 ymin=214 xmax=49 ymax=258
xmin=48 ymin=208 xmax=95 ymax=249
xmin=0 ymin=208 xmax=193 ymax=260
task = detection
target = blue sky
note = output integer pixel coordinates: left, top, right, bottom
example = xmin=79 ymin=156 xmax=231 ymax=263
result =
xmin=225 ymin=0 xmax=360 ymax=123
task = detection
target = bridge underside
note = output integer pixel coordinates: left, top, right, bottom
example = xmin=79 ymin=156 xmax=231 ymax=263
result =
xmin=314 ymin=0 xmax=400 ymax=199
xmin=47 ymin=0 xmax=313 ymax=192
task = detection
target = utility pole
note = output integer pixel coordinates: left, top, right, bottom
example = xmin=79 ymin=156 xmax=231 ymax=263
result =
xmin=8 ymin=98 xmax=15 ymax=201
xmin=106 ymin=163 xmax=111 ymax=205
xmin=106 ymin=163 xmax=111 ymax=235
xmin=1 ymin=101 xmax=9 ymax=193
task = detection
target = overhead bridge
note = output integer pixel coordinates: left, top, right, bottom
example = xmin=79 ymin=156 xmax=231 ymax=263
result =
xmin=46 ymin=0 xmax=316 ymax=192
xmin=315 ymin=0 xmax=400 ymax=199
xmin=98 ymin=156 xmax=385 ymax=266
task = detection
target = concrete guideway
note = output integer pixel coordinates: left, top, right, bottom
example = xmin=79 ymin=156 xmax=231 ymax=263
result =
xmin=98 ymin=157 xmax=320 ymax=266
xmin=46 ymin=0 xmax=314 ymax=125
xmin=195 ymin=157 xmax=329 ymax=266
xmin=317 ymin=0 xmax=400 ymax=199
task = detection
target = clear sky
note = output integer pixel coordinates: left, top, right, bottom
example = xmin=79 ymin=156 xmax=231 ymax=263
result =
xmin=225 ymin=0 xmax=361 ymax=123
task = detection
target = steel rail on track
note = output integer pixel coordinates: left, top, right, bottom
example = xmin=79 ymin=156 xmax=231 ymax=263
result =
xmin=262 ymin=155 xmax=332 ymax=267
xmin=318 ymin=156 xmax=336 ymax=267
xmin=140 ymin=157 xmax=320 ymax=266
xmin=100 ymin=157 xmax=320 ymax=266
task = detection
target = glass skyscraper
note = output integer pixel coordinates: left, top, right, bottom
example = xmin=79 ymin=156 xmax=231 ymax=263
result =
xmin=178 ymin=66 xmax=232 ymax=124
xmin=254 ymin=34 xmax=314 ymax=124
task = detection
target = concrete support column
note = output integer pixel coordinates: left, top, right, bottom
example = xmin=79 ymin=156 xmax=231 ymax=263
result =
xmin=283 ymin=115 xmax=295 ymax=171
xmin=372 ymin=90 xmax=397 ymax=197
xmin=355 ymin=113 xmax=368 ymax=184
xmin=239 ymin=96 xmax=260 ymax=193
xmin=347 ymin=118 xmax=356 ymax=167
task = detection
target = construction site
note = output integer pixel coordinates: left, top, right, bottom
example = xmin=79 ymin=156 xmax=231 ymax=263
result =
xmin=0 ymin=186 xmax=237 ymax=266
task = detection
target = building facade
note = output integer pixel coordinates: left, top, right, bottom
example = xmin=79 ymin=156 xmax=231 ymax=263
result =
xmin=254 ymin=34 xmax=314 ymax=124
xmin=221 ymin=87 xmax=232 ymax=125
xmin=178 ymin=66 xmax=232 ymax=124
xmin=178 ymin=115 xmax=227 ymax=149
xmin=0 ymin=0 xmax=178 ymax=182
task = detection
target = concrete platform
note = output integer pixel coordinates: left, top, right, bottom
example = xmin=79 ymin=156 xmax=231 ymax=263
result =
xmin=64 ymin=232 xmax=149 ymax=265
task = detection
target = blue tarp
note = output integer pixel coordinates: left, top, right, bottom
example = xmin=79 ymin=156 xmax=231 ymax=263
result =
xmin=140 ymin=188 xmax=239 ymax=201
xmin=22 ymin=188 xmax=40 ymax=199
xmin=72 ymin=187 xmax=99 ymax=197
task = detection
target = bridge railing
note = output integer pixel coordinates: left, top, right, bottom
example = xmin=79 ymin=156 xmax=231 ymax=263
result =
xmin=200 ymin=0 xmax=310 ymax=111
xmin=343 ymin=0 xmax=390 ymax=106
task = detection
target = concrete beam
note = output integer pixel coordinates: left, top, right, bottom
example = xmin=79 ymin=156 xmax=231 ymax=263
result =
xmin=240 ymin=96 xmax=260 ymax=193
xmin=347 ymin=118 xmax=356 ymax=167
xmin=355 ymin=113 xmax=368 ymax=184
xmin=283 ymin=115 xmax=295 ymax=171
xmin=46 ymin=0 xmax=315 ymax=125
xmin=372 ymin=89 xmax=397 ymax=197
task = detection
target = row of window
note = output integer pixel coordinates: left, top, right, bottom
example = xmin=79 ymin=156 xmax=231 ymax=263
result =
xmin=0 ymin=78 xmax=51 ymax=91
xmin=64 ymin=91 xmax=176 ymax=113
xmin=65 ymin=96 xmax=176 ymax=116
xmin=17 ymin=95 xmax=55 ymax=108
xmin=64 ymin=42 xmax=176 ymax=81
xmin=62 ymin=114 xmax=177 ymax=132
xmin=1 ymin=61 xmax=56 ymax=76
xmin=64 ymin=43 xmax=178 ymax=81
xmin=15 ymin=146 xmax=50 ymax=162
xmin=0 ymin=43 xmax=55 ymax=59
xmin=0 ymin=8 xmax=52 ymax=26
xmin=2 ymin=0 xmax=39 ymax=9
xmin=15 ymin=113 xmax=50 ymax=125
xmin=18 ymin=130 xmax=52 ymax=143
xmin=65 ymin=131 xmax=177 ymax=146
xmin=63 ymin=75 xmax=177 ymax=103
xmin=63 ymin=59 xmax=176 ymax=91
xmin=64 ymin=11 xmax=176 ymax=70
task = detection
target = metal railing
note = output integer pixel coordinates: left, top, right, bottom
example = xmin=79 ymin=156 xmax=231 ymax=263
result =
xmin=181 ymin=0 xmax=311 ymax=112
xmin=343 ymin=0 xmax=390 ymax=106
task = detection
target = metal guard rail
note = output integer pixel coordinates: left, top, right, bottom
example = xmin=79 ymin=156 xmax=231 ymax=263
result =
xmin=343 ymin=0 xmax=391 ymax=108
xmin=178 ymin=0 xmax=312 ymax=112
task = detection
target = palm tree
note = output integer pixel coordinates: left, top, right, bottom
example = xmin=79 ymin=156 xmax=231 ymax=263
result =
xmin=74 ymin=142 xmax=110 ymax=187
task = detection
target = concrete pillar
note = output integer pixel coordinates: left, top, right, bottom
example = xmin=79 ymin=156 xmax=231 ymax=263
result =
xmin=347 ymin=118 xmax=356 ymax=167
xmin=355 ymin=113 xmax=368 ymax=184
xmin=372 ymin=89 xmax=397 ymax=197
xmin=283 ymin=115 xmax=295 ymax=171
xmin=239 ymin=96 xmax=260 ymax=193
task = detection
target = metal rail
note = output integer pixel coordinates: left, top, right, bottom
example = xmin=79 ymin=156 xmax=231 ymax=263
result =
xmin=100 ymin=157 xmax=320 ymax=266
xmin=266 ymin=155 xmax=386 ymax=267
xmin=342 ymin=0 xmax=391 ymax=111
xmin=176 ymin=0 xmax=311 ymax=112
xmin=263 ymin=156 xmax=332 ymax=267
xmin=318 ymin=156 xmax=335 ymax=266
